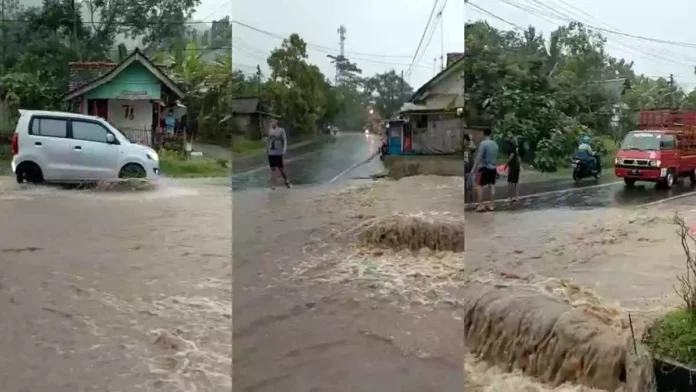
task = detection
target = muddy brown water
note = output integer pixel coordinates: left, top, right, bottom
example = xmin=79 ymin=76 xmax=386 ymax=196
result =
xmin=0 ymin=178 xmax=231 ymax=391
xmin=0 ymin=173 xmax=685 ymax=391
xmin=232 ymin=180 xmax=465 ymax=391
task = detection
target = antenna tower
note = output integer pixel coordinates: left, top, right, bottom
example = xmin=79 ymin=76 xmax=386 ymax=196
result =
xmin=336 ymin=25 xmax=347 ymax=85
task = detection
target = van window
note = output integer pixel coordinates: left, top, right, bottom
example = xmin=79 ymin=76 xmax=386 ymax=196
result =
xmin=660 ymin=135 xmax=676 ymax=149
xmin=30 ymin=117 xmax=67 ymax=138
xmin=71 ymin=120 xmax=110 ymax=143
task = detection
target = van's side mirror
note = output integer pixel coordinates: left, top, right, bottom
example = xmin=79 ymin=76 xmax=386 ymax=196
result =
xmin=106 ymin=133 xmax=115 ymax=144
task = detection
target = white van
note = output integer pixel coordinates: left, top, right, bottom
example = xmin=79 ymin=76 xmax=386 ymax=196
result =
xmin=10 ymin=110 xmax=159 ymax=183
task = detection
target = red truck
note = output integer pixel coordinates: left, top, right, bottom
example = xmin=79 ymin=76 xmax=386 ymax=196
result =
xmin=614 ymin=110 xmax=696 ymax=188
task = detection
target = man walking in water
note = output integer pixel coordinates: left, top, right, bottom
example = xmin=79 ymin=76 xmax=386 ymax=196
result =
xmin=267 ymin=119 xmax=291 ymax=189
xmin=471 ymin=127 xmax=498 ymax=212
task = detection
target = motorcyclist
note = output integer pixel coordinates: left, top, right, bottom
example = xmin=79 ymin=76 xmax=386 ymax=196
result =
xmin=575 ymin=135 xmax=600 ymax=172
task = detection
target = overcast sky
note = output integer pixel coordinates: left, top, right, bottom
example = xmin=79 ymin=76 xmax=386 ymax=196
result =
xmin=229 ymin=0 xmax=696 ymax=92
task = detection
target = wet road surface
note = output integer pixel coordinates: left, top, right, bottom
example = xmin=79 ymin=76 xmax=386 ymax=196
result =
xmin=0 ymin=178 xmax=232 ymax=392
xmin=467 ymin=173 xmax=696 ymax=211
xmin=232 ymin=133 xmax=383 ymax=190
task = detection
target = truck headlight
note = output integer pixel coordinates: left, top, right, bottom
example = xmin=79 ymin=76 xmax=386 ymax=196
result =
xmin=146 ymin=152 xmax=159 ymax=161
xmin=649 ymin=160 xmax=661 ymax=167
xmin=615 ymin=158 xmax=621 ymax=165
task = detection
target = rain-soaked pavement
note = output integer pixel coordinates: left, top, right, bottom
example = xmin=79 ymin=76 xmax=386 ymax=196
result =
xmin=232 ymin=133 xmax=384 ymax=190
xmin=489 ymin=179 xmax=696 ymax=211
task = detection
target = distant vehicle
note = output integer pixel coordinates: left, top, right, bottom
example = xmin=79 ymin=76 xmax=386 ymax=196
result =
xmin=614 ymin=110 xmax=696 ymax=189
xmin=572 ymin=152 xmax=601 ymax=181
xmin=11 ymin=109 xmax=160 ymax=184
xmin=364 ymin=129 xmax=369 ymax=135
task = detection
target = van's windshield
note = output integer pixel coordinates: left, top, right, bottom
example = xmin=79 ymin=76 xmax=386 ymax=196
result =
xmin=620 ymin=132 xmax=661 ymax=151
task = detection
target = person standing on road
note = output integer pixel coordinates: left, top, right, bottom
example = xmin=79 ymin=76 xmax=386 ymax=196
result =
xmin=505 ymin=137 xmax=521 ymax=202
xmin=471 ymin=128 xmax=499 ymax=212
xmin=266 ymin=119 xmax=291 ymax=189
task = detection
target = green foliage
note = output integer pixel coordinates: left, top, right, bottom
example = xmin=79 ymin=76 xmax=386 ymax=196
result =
xmin=463 ymin=20 xmax=667 ymax=171
xmin=364 ymin=70 xmax=413 ymax=118
xmin=643 ymin=309 xmax=696 ymax=366
xmin=159 ymin=148 xmax=229 ymax=178
xmin=264 ymin=34 xmax=327 ymax=135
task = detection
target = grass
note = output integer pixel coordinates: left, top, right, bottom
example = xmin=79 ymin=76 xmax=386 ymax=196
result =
xmin=0 ymin=144 xmax=11 ymax=176
xmin=159 ymin=149 xmax=229 ymax=178
xmin=231 ymin=137 xmax=265 ymax=157
xmin=643 ymin=309 xmax=696 ymax=367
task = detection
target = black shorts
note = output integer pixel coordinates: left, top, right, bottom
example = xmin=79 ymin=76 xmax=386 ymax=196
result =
xmin=478 ymin=167 xmax=497 ymax=186
xmin=268 ymin=155 xmax=284 ymax=169
xmin=507 ymin=167 xmax=520 ymax=184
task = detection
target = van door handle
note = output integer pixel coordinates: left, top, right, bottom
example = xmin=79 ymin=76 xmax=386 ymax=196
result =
xmin=34 ymin=142 xmax=41 ymax=146
xmin=74 ymin=146 xmax=82 ymax=150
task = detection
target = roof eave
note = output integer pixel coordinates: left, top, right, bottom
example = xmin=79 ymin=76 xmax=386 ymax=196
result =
xmin=63 ymin=49 xmax=184 ymax=101
xmin=409 ymin=57 xmax=466 ymax=103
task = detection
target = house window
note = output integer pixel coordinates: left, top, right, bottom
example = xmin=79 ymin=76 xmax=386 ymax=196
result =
xmin=415 ymin=115 xmax=427 ymax=128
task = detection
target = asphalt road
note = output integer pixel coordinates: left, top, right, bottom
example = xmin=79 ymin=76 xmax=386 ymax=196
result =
xmin=232 ymin=133 xmax=384 ymax=190
xmin=474 ymin=175 xmax=696 ymax=212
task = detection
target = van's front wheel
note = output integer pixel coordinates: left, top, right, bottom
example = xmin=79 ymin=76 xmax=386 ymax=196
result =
xmin=119 ymin=163 xmax=146 ymax=179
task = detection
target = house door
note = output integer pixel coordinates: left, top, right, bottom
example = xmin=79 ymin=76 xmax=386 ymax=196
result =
xmin=87 ymin=99 xmax=108 ymax=120
xmin=388 ymin=125 xmax=402 ymax=155
xmin=403 ymin=123 xmax=412 ymax=153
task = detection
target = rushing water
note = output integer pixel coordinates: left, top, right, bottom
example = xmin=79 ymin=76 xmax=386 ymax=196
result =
xmin=0 ymin=178 xmax=231 ymax=391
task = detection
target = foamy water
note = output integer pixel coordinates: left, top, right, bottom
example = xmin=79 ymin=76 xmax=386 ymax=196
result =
xmin=312 ymin=178 xmax=690 ymax=391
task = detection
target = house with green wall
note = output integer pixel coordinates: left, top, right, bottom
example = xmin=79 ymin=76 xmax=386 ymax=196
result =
xmin=62 ymin=48 xmax=185 ymax=146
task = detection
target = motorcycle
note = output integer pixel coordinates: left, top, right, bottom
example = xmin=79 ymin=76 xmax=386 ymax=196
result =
xmin=379 ymin=140 xmax=387 ymax=160
xmin=572 ymin=153 xmax=601 ymax=181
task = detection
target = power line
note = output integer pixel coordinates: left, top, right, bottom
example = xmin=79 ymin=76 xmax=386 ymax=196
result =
xmin=232 ymin=36 xmax=431 ymax=70
xmin=231 ymin=20 xmax=412 ymax=59
xmin=413 ymin=0 xmax=450 ymax=72
xmin=406 ymin=0 xmax=441 ymax=79
xmin=469 ymin=2 xmax=523 ymax=30
xmin=545 ymin=0 xmax=696 ymax=66
xmin=477 ymin=0 xmax=696 ymax=71
xmin=495 ymin=0 xmax=696 ymax=50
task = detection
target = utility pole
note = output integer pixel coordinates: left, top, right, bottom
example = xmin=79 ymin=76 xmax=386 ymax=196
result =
xmin=256 ymin=65 xmax=262 ymax=96
xmin=669 ymin=73 xmax=676 ymax=110
xmin=336 ymin=25 xmax=346 ymax=85
xmin=459 ymin=0 xmax=468 ymax=137
xmin=400 ymin=70 xmax=405 ymax=102
xmin=439 ymin=8 xmax=444 ymax=71
xmin=1 ymin=0 xmax=5 ymax=69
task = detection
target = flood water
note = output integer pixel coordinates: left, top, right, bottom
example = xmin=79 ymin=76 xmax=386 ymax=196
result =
xmin=0 ymin=178 xmax=231 ymax=391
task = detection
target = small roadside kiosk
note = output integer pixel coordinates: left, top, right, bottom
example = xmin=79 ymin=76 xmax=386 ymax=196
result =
xmin=384 ymin=119 xmax=413 ymax=156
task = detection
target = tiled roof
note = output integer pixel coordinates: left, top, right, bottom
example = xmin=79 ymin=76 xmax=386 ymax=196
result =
xmin=67 ymin=60 xmax=176 ymax=93
xmin=68 ymin=62 xmax=116 ymax=92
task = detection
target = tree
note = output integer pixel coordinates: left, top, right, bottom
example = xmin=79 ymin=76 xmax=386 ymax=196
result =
xmin=364 ymin=70 xmax=412 ymax=118
xmin=83 ymin=0 xmax=200 ymax=48
xmin=265 ymin=34 xmax=327 ymax=135
xmin=461 ymin=20 xmax=652 ymax=171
